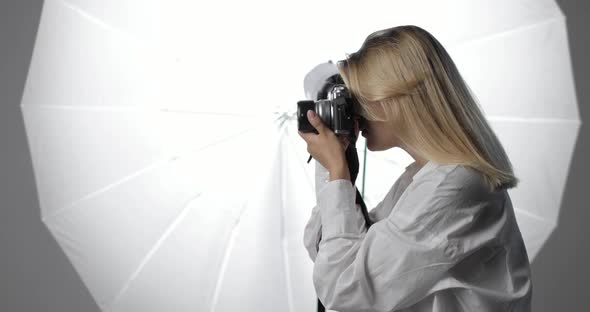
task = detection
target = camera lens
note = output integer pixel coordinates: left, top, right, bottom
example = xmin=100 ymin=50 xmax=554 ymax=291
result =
xmin=315 ymin=100 xmax=333 ymax=129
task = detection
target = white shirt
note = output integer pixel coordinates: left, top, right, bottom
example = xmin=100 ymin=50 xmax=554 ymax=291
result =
xmin=303 ymin=160 xmax=532 ymax=312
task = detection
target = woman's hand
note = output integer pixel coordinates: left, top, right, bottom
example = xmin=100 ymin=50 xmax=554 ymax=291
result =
xmin=298 ymin=110 xmax=349 ymax=175
xmin=338 ymin=117 xmax=360 ymax=151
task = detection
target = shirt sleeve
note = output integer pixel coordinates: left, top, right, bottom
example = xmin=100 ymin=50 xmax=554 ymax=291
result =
xmin=304 ymin=160 xmax=394 ymax=262
xmin=302 ymin=160 xmax=331 ymax=262
xmin=313 ymin=172 xmax=494 ymax=312
xmin=304 ymin=160 xmax=364 ymax=262
xmin=303 ymin=203 xmax=322 ymax=262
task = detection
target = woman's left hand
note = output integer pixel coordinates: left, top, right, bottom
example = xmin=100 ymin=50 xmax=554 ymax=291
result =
xmin=298 ymin=110 xmax=348 ymax=174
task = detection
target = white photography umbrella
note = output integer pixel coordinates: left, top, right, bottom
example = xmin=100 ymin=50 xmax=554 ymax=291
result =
xmin=20 ymin=0 xmax=579 ymax=311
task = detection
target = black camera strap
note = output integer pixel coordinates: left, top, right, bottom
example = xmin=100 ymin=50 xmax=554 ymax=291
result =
xmin=315 ymin=143 xmax=373 ymax=312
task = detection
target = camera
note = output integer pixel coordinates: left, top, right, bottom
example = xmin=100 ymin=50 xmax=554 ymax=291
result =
xmin=297 ymin=61 xmax=367 ymax=141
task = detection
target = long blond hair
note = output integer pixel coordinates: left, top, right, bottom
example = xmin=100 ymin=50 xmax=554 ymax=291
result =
xmin=337 ymin=25 xmax=518 ymax=191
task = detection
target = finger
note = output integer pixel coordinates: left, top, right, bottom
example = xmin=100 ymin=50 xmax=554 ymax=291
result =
xmin=298 ymin=131 xmax=308 ymax=142
xmin=342 ymin=139 xmax=350 ymax=150
xmin=339 ymin=136 xmax=349 ymax=149
xmin=306 ymin=110 xmax=325 ymax=134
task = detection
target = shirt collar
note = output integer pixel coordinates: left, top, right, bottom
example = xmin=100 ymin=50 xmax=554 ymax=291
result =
xmin=405 ymin=159 xmax=439 ymax=181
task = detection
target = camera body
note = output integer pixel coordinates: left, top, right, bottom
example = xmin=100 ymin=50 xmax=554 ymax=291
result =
xmin=297 ymin=76 xmax=366 ymax=141
xmin=297 ymin=84 xmax=354 ymax=134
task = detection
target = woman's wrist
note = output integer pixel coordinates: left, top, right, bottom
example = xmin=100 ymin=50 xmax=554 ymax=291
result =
xmin=329 ymin=164 xmax=351 ymax=182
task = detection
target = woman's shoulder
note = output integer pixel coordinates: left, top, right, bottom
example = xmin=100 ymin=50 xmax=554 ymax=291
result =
xmin=430 ymin=162 xmax=490 ymax=190
xmin=388 ymin=163 xmax=507 ymax=244
xmin=444 ymin=164 xmax=506 ymax=203
xmin=406 ymin=162 xmax=499 ymax=208
xmin=388 ymin=163 xmax=469 ymax=226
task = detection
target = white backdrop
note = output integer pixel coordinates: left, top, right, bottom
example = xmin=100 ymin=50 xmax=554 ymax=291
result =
xmin=20 ymin=0 xmax=579 ymax=311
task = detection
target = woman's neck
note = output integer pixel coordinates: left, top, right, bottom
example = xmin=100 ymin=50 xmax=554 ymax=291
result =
xmin=400 ymin=143 xmax=428 ymax=167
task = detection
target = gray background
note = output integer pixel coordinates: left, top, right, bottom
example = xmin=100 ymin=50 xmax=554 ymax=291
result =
xmin=0 ymin=0 xmax=587 ymax=311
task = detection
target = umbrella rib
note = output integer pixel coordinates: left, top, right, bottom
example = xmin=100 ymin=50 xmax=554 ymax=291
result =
xmin=106 ymin=192 xmax=202 ymax=311
xmin=42 ymin=128 xmax=257 ymax=223
xmin=486 ymin=116 xmax=580 ymax=124
xmin=59 ymin=0 xmax=127 ymax=38
xmin=161 ymin=108 xmax=260 ymax=117
xmin=208 ymin=204 xmax=247 ymax=312
xmin=452 ymin=15 xmax=563 ymax=49
xmin=512 ymin=206 xmax=554 ymax=225
xmin=283 ymin=127 xmax=316 ymax=195
xmin=42 ymin=158 xmax=166 ymax=223
xmin=26 ymin=104 xmax=263 ymax=118
xmin=279 ymin=126 xmax=295 ymax=312
xmin=168 ymin=127 xmax=259 ymax=159
xmin=58 ymin=0 xmax=179 ymax=62
xmin=27 ymin=104 xmax=160 ymax=112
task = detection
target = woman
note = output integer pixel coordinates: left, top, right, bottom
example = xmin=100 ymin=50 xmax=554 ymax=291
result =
xmin=298 ymin=25 xmax=532 ymax=312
